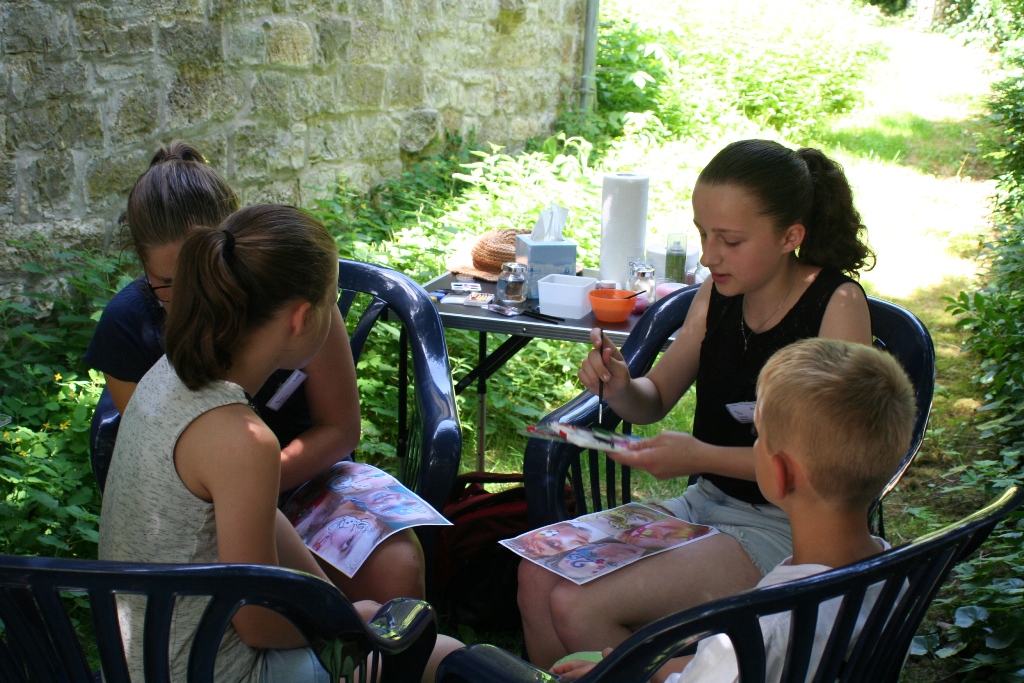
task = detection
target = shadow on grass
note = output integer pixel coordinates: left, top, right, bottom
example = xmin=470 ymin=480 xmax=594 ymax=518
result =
xmin=816 ymin=112 xmax=998 ymax=180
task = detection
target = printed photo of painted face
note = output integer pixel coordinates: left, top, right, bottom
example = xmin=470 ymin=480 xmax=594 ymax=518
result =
xmin=615 ymin=517 xmax=712 ymax=550
xmin=327 ymin=466 xmax=398 ymax=493
xmin=514 ymin=522 xmax=597 ymax=558
xmin=548 ymin=543 xmax=645 ymax=582
xmin=349 ymin=486 xmax=444 ymax=527
xmin=306 ymin=500 xmax=389 ymax=576
xmin=587 ymin=503 xmax=661 ymax=535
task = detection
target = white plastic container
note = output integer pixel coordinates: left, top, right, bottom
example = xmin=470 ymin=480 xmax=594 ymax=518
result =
xmin=537 ymin=274 xmax=597 ymax=319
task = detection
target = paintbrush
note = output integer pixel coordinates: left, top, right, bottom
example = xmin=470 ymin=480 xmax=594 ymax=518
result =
xmin=598 ymin=328 xmax=604 ymax=424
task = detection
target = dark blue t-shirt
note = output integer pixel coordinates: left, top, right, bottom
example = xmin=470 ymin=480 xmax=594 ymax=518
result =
xmin=84 ymin=277 xmax=312 ymax=447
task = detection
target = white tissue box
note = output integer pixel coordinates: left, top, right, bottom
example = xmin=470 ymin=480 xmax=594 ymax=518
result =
xmin=537 ymin=274 xmax=595 ymax=319
xmin=516 ymin=235 xmax=577 ymax=299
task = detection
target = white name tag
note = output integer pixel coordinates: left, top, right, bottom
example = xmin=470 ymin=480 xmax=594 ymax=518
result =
xmin=265 ymin=369 xmax=308 ymax=411
xmin=726 ymin=401 xmax=756 ymax=424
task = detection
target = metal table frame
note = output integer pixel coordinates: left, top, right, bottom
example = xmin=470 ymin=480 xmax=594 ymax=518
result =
xmin=421 ymin=273 xmax=673 ymax=471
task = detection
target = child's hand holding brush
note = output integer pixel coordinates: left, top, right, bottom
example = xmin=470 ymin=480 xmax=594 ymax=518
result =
xmin=578 ymin=328 xmax=630 ymax=414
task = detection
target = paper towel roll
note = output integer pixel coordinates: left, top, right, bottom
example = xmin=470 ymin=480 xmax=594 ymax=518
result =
xmin=599 ymin=172 xmax=649 ymax=288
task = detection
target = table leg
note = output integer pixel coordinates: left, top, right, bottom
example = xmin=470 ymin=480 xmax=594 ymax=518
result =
xmin=477 ymin=331 xmax=486 ymax=472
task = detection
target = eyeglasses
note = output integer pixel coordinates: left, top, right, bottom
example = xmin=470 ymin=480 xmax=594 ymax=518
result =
xmin=144 ymin=275 xmax=173 ymax=303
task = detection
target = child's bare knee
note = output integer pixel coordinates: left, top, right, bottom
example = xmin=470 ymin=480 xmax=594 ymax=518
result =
xmin=549 ymin=581 xmax=586 ymax=628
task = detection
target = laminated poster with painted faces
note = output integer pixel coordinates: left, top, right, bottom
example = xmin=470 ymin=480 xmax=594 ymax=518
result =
xmin=500 ymin=502 xmax=718 ymax=585
xmin=282 ymin=461 xmax=451 ymax=578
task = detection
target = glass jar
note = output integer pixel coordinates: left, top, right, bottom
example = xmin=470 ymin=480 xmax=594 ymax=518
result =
xmin=627 ymin=261 xmax=656 ymax=302
xmin=496 ymin=262 xmax=527 ymax=303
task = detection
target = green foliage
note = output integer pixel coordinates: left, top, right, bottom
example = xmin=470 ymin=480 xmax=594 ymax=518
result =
xmin=557 ymin=2 xmax=883 ymax=147
xmin=941 ymin=0 xmax=1024 ymax=48
xmin=0 ymin=245 xmax=131 ymax=559
xmin=931 ymin=5 xmax=1024 ymax=674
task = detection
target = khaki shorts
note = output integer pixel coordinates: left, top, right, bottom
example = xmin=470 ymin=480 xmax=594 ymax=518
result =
xmin=653 ymin=478 xmax=793 ymax=575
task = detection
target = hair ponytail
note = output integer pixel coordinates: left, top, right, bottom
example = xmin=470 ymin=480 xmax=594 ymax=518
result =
xmin=697 ymin=139 xmax=874 ymax=276
xmin=164 ymin=205 xmax=337 ymax=390
xmin=796 ymin=148 xmax=874 ymax=274
xmin=124 ymin=140 xmax=238 ymax=262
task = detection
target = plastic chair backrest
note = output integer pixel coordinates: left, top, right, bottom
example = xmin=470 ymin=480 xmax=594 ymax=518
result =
xmin=866 ymin=298 xmax=935 ymax=537
xmin=0 ymin=555 xmax=437 ymax=683
xmin=437 ymin=487 xmax=1024 ymax=683
xmin=89 ymin=259 xmax=461 ymax=512
xmin=523 ymin=292 xmax=935 ymax=532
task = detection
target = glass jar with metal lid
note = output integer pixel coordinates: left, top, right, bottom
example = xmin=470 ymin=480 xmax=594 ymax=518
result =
xmin=627 ymin=260 xmax=656 ymax=302
xmin=496 ymin=262 xmax=527 ymax=303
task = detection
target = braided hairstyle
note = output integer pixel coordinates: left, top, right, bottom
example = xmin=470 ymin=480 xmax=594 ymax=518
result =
xmin=164 ymin=205 xmax=338 ymax=390
xmin=697 ymin=139 xmax=874 ymax=275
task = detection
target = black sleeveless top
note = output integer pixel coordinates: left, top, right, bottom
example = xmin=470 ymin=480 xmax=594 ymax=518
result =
xmin=692 ymin=268 xmax=860 ymax=505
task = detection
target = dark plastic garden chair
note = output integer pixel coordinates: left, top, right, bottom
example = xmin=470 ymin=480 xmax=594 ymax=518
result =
xmin=437 ymin=486 xmax=1024 ymax=683
xmin=89 ymin=258 xmax=462 ymax=514
xmin=523 ymin=288 xmax=935 ymax=540
xmin=0 ymin=554 xmax=437 ymax=683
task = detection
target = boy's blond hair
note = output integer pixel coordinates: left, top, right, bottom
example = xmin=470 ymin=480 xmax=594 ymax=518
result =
xmin=756 ymin=338 xmax=916 ymax=509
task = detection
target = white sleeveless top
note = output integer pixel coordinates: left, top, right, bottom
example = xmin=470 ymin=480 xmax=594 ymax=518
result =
xmin=98 ymin=356 xmax=263 ymax=683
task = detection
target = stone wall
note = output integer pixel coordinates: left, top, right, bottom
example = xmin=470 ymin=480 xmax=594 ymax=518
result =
xmin=0 ymin=0 xmax=586 ymax=295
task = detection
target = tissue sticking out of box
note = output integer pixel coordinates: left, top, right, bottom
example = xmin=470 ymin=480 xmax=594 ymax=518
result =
xmin=517 ymin=203 xmax=577 ymax=299
xmin=532 ymin=202 xmax=569 ymax=241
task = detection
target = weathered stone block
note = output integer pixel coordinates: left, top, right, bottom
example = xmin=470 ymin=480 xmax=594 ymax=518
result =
xmin=208 ymin=0 xmax=276 ymax=21
xmin=3 ymin=4 xmax=72 ymax=56
xmin=166 ymin=67 xmax=244 ymax=128
xmin=386 ymin=65 xmax=424 ymax=108
xmin=399 ymin=108 xmax=439 ymax=153
xmin=110 ymin=87 xmax=158 ymax=145
xmin=251 ymin=72 xmax=336 ymax=122
xmin=318 ymin=15 xmax=351 ymax=63
xmin=75 ymin=6 xmax=153 ymax=56
xmin=21 ymin=151 xmax=76 ymax=219
xmin=264 ymin=18 xmax=314 ymax=67
xmin=7 ymin=57 xmax=89 ymax=107
xmin=233 ymin=124 xmax=307 ymax=181
xmin=495 ymin=0 xmax=527 ymax=34
xmin=315 ymin=115 xmax=397 ymax=162
xmin=337 ymin=66 xmax=387 ymax=110
xmin=159 ymin=21 xmax=222 ymax=66
xmin=237 ymin=178 xmax=299 ymax=206
xmin=85 ymin=148 xmax=151 ymax=204
xmin=440 ymin=0 xmax=495 ymax=22
xmin=347 ymin=23 xmax=398 ymax=63
xmin=424 ymin=72 xmax=454 ymax=109
xmin=226 ymin=24 xmax=266 ymax=65
xmin=7 ymin=101 xmax=103 ymax=150
xmin=0 ymin=158 xmax=16 ymax=210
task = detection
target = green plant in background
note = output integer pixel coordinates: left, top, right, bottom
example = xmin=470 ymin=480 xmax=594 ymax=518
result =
xmin=0 ymin=245 xmax=132 ymax=559
xmin=909 ymin=8 xmax=1024 ymax=675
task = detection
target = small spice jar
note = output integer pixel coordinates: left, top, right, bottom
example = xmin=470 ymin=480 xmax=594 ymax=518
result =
xmin=627 ymin=261 xmax=656 ymax=302
xmin=496 ymin=262 xmax=527 ymax=303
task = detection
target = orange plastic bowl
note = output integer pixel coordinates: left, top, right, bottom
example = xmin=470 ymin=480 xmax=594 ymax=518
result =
xmin=589 ymin=289 xmax=637 ymax=323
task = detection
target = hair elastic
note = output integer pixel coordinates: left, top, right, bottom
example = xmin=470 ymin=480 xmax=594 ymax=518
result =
xmin=221 ymin=229 xmax=236 ymax=256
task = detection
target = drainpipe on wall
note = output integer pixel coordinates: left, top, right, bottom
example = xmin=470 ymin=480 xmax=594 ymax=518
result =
xmin=579 ymin=0 xmax=600 ymax=111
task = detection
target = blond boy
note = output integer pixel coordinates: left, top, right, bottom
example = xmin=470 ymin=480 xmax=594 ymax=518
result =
xmin=555 ymin=338 xmax=916 ymax=683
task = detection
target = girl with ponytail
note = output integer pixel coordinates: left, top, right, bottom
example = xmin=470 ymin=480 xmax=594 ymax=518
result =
xmin=520 ymin=139 xmax=875 ymax=672
xmin=86 ymin=142 xmax=425 ymax=604
xmin=98 ymin=205 xmax=460 ymax=682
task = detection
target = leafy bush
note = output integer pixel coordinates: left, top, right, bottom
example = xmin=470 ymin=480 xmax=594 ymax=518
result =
xmin=0 ymin=245 xmax=131 ymax=559
xmin=558 ymin=1 xmax=883 ymax=147
xmin=922 ymin=18 xmax=1024 ymax=678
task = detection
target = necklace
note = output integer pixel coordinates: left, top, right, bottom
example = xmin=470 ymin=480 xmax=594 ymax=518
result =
xmin=740 ymin=274 xmax=797 ymax=352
